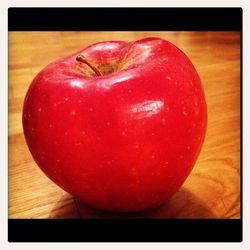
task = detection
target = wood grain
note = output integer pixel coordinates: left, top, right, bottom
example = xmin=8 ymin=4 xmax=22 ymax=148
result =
xmin=8 ymin=32 xmax=240 ymax=218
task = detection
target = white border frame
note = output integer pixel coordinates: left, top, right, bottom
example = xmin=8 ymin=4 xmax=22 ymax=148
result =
xmin=1 ymin=1 xmax=249 ymax=250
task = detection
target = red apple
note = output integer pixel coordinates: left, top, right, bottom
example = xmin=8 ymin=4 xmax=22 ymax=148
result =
xmin=22 ymin=37 xmax=207 ymax=212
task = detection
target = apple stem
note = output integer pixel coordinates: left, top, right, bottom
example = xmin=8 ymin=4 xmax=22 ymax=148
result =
xmin=76 ymin=55 xmax=102 ymax=77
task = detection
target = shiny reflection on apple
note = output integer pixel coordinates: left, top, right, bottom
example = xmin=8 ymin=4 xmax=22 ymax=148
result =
xmin=129 ymin=100 xmax=164 ymax=119
xmin=70 ymin=80 xmax=85 ymax=89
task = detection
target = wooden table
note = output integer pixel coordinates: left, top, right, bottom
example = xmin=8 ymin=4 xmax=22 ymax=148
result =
xmin=8 ymin=32 xmax=241 ymax=218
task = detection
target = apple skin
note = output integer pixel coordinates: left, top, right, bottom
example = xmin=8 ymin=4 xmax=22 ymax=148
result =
xmin=23 ymin=37 xmax=207 ymax=212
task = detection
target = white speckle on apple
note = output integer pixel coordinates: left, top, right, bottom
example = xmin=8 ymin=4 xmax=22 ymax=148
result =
xmin=106 ymin=122 xmax=110 ymax=126
xmin=166 ymin=76 xmax=171 ymax=80
xmin=187 ymin=146 xmax=191 ymax=150
xmin=151 ymin=154 xmax=155 ymax=159
xmin=135 ymin=144 xmax=139 ymax=149
xmin=53 ymin=103 xmax=57 ymax=107
xmin=64 ymin=132 xmax=68 ymax=136
xmin=79 ymin=100 xmax=82 ymax=103
xmin=162 ymin=162 xmax=168 ymax=168
xmin=31 ymin=127 xmax=34 ymax=132
xmin=64 ymin=98 xmax=68 ymax=102
xmin=89 ymin=108 xmax=93 ymax=112
xmin=194 ymin=101 xmax=198 ymax=106
xmin=71 ymin=110 xmax=76 ymax=115
xmin=28 ymin=114 xmax=31 ymax=118
xmin=190 ymin=81 xmax=194 ymax=86
xmin=151 ymin=132 xmax=155 ymax=136
xmin=195 ymin=110 xmax=199 ymax=116
xmin=181 ymin=67 xmax=184 ymax=71
xmin=38 ymin=108 xmax=42 ymax=112
xmin=56 ymin=159 xmax=60 ymax=163
xmin=180 ymin=155 xmax=183 ymax=159
xmin=183 ymin=110 xmax=187 ymax=116
xmin=181 ymin=100 xmax=184 ymax=105
xmin=166 ymin=106 xmax=170 ymax=111
xmin=121 ymin=131 xmax=126 ymax=136
xmin=49 ymin=124 xmax=53 ymax=128
xmin=175 ymin=81 xmax=179 ymax=85
xmin=162 ymin=118 xmax=166 ymax=123
xmin=81 ymin=131 xmax=86 ymax=135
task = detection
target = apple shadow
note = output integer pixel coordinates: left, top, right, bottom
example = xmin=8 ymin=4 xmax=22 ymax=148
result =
xmin=49 ymin=187 xmax=216 ymax=219
xmin=49 ymin=194 xmax=80 ymax=218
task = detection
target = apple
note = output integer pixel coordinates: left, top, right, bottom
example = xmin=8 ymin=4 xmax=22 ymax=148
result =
xmin=22 ymin=37 xmax=207 ymax=212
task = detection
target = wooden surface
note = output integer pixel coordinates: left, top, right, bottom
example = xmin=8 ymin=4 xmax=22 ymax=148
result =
xmin=8 ymin=32 xmax=240 ymax=218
